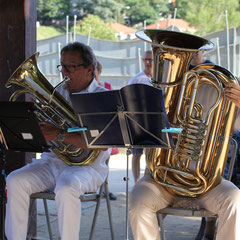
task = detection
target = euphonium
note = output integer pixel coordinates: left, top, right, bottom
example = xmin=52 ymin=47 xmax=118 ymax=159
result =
xmin=136 ymin=29 xmax=238 ymax=197
xmin=5 ymin=52 xmax=101 ymax=166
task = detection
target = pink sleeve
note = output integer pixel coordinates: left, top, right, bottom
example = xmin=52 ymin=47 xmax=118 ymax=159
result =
xmin=104 ymin=82 xmax=112 ymax=90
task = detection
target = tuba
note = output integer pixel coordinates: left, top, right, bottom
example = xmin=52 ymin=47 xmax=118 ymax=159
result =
xmin=5 ymin=52 xmax=101 ymax=166
xmin=136 ymin=29 xmax=238 ymax=197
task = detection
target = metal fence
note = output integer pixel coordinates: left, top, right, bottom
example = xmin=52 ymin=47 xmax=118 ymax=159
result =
xmin=37 ymin=26 xmax=240 ymax=89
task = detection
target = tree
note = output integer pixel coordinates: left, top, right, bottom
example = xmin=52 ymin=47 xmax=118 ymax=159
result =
xmin=122 ymin=0 xmax=158 ymax=27
xmin=37 ymin=0 xmax=72 ymax=25
xmin=175 ymin=0 xmax=240 ymax=35
xmin=74 ymin=14 xmax=118 ymax=41
xmin=120 ymin=0 xmax=171 ymax=27
xmin=74 ymin=0 xmax=123 ymax=23
xmin=150 ymin=0 xmax=172 ymax=19
xmin=75 ymin=0 xmax=171 ymax=27
xmin=171 ymin=0 xmax=189 ymax=20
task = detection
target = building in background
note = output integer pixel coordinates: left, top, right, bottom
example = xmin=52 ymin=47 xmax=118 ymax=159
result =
xmin=146 ymin=18 xmax=196 ymax=34
xmin=111 ymin=23 xmax=137 ymax=40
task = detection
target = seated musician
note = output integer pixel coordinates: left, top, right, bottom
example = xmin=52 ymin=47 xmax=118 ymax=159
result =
xmin=129 ymin=80 xmax=240 ymax=240
xmin=5 ymin=42 xmax=111 ymax=240
xmin=200 ymin=80 xmax=240 ymax=240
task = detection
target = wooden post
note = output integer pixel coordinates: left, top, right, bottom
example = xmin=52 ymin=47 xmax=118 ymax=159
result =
xmin=0 ymin=0 xmax=37 ymax=237
xmin=0 ymin=0 xmax=37 ymax=169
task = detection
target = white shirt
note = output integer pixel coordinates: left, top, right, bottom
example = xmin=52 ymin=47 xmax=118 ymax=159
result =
xmin=41 ymin=78 xmax=111 ymax=182
xmin=128 ymin=71 xmax=152 ymax=86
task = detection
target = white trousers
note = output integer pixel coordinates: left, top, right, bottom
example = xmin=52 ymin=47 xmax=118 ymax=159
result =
xmin=129 ymin=174 xmax=240 ymax=240
xmin=5 ymin=157 xmax=105 ymax=240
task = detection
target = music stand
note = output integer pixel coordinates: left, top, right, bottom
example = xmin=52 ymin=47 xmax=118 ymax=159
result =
xmin=70 ymin=84 xmax=174 ymax=149
xmin=70 ymin=84 xmax=174 ymax=239
xmin=0 ymin=101 xmax=49 ymax=240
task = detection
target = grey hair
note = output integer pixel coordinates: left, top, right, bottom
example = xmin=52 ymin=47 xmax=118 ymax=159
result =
xmin=144 ymin=50 xmax=152 ymax=55
xmin=61 ymin=42 xmax=97 ymax=79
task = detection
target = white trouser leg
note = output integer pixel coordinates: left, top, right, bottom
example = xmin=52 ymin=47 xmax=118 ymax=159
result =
xmin=130 ymin=176 xmax=240 ymax=240
xmin=129 ymin=174 xmax=174 ymax=240
xmin=55 ymin=166 xmax=102 ymax=240
xmin=5 ymin=162 xmax=55 ymax=240
xmin=196 ymin=179 xmax=240 ymax=240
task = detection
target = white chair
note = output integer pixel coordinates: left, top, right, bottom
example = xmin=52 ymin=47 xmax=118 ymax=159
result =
xmin=27 ymin=160 xmax=115 ymax=240
xmin=157 ymin=137 xmax=238 ymax=240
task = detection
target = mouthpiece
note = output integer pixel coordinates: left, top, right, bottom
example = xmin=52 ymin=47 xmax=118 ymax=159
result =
xmin=49 ymin=76 xmax=70 ymax=104
xmin=63 ymin=76 xmax=70 ymax=83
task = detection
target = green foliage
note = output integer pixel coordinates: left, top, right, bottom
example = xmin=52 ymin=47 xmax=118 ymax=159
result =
xmin=173 ymin=0 xmax=189 ymax=20
xmin=74 ymin=0 xmax=123 ymax=23
xmin=149 ymin=0 xmax=172 ymax=19
xmin=175 ymin=0 xmax=240 ymax=35
xmin=37 ymin=26 xmax=65 ymax=41
xmin=75 ymin=0 xmax=171 ymax=27
xmin=74 ymin=14 xmax=118 ymax=41
xmin=37 ymin=0 xmax=240 ymax=38
xmin=37 ymin=0 xmax=72 ymax=24
xmin=37 ymin=25 xmax=65 ymax=40
xmin=116 ymin=0 xmax=171 ymax=27
xmin=121 ymin=0 xmax=159 ymax=26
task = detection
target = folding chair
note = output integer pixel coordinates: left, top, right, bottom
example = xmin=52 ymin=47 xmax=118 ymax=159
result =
xmin=27 ymin=160 xmax=115 ymax=240
xmin=157 ymin=137 xmax=238 ymax=240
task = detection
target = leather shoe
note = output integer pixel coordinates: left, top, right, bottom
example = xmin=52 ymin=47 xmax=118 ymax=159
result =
xmin=109 ymin=192 xmax=117 ymax=200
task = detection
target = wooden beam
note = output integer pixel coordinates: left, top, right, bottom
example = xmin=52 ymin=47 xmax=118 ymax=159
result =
xmin=0 ymin=1 xmax=38 ymax=237
xmin=0 ymin=0 xmax=37 ymax=174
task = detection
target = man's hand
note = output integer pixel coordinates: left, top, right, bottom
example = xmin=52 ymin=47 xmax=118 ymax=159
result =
xmin=224 ymin=81 xmax=240 ymax=107
xmin=40 ymin=121 xmax=59 ymax=142
xmin=40 ymin=121 xmax=109 ymax=151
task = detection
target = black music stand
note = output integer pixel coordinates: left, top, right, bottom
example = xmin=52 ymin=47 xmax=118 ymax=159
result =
xmin=70 ymin=84 xmax=174 ymax=149
xmin=0 ymin=101 xmax=49 ymax=240
xmin=70 ymin=84 xmax=174 ymax=240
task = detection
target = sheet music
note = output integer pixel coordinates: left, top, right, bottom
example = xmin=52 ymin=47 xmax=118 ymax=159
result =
xmin=70 ymin=84 xmax=174 ymax=148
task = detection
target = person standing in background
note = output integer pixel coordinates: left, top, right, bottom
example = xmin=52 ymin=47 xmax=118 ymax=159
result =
xmin=188 ymin=50 xmax=213 ymax=70
xmin=128 ymin=50 xmax=153 ymax=86
xmin=96 ymin=61 xmax=112 ymax=90
xmin=95 ymin=60 xmax=117 ymax=200
xmin=128 ymin=50 xmax=153 ymax=183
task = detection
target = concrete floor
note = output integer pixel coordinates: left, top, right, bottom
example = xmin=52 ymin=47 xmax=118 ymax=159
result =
xmin=31 ymin=152 xmax=203 ymax=240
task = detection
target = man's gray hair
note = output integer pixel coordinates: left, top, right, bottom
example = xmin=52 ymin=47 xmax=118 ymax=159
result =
xmin=61 ymin=42 xmax=97 ymax=79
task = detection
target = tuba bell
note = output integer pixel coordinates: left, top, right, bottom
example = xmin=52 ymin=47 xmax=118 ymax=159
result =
xmin=136 ymin=29 xmax=238 ymax=197
xmin=5 ymin=52 xmax=101 ymax=166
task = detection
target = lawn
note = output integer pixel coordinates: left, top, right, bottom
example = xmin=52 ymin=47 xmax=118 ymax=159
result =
xmin=37 ymin=25 xmax=65 ymax=40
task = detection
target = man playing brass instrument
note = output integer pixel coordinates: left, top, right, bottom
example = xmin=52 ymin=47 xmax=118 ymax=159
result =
xmin=5 ymin=42 xmax=111 ymax=240
xmin=129 ymin=83 xmax=240 ymax=239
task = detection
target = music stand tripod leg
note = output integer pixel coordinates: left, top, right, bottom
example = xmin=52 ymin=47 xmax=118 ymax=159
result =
xmin=123 ymin=148 xmax=131 ymax=240
xmin=0 ymin=144 xmax=6 ymax=240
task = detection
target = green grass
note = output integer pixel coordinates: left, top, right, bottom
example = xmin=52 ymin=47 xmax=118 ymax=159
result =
xmin=37 ymin=25 xmax=65 ymax=40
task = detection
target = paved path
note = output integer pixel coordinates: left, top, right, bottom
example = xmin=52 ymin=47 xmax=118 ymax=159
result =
xmin=33 ymin=152 xmax=202 ymax=239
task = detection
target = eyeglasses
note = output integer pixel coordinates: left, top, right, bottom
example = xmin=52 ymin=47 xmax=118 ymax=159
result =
xmin=57 ymin=64 xmax=85 ymax=73
xmin=142 ymin=58 xmax=153 ymax=62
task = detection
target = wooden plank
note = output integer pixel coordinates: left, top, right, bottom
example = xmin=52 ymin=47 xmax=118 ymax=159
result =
xmin=0 ymin=0 xmax=37 ymax=237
